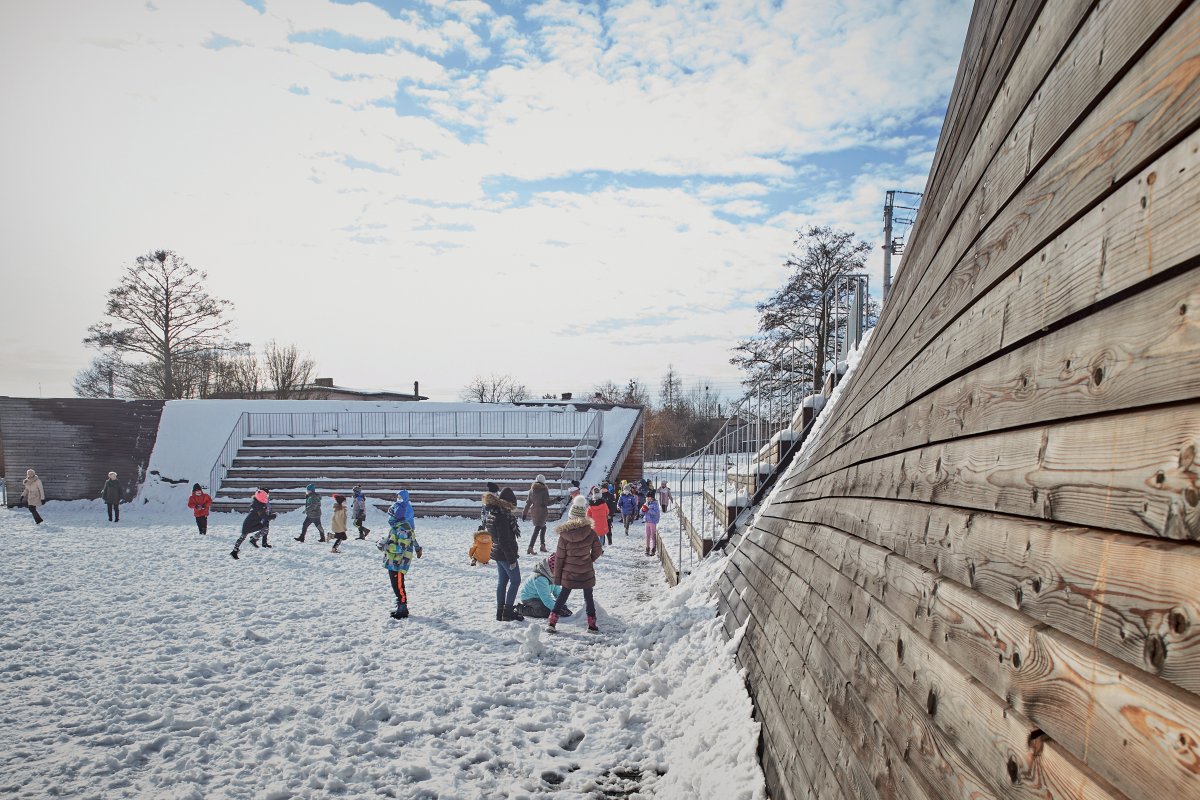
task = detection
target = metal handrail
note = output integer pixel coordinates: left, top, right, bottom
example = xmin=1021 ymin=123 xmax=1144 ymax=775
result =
xmin=558 ymin=412 xmax=604 ymax=505
xmin=208 ymin=412 xmax=250 ymax=493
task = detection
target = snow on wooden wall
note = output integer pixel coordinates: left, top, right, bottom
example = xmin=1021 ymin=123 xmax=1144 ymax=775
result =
xmin=718 ymin=1 xmax=1200 ymax=798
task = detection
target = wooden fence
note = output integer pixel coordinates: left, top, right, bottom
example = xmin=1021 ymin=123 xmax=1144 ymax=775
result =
xmin=717 ymin=1 xmax=1200 ymax=798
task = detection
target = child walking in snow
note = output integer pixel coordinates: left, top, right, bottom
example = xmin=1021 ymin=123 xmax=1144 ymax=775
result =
xmin=352 ymin=486 xmax=371 ymax=539
xmin=231 ymin=489 xmax=276 ymax=558
xmin=548 ymin=497 xmax=603 ymax=634
xmin=379 ymin=490 xmax=421 ymax=619
xmin=102 ymin=471 xmax=122 ymax=522
xmin=295 ymin=483 xmax=326 ymax=542
xmin=587 ymin=487 xmax=611 ymax=546
xmin=188 ymin=483 xmax=212 ymax=534
xmin=330 ymin=494 xmax=348 ymax=553
xmin=642 ymin=492 xmax=661 ymax=556
xmin=617 ymin=485 xmax=639 ymax=536
xmin=658 ymin=481 xmax=673 ymax=512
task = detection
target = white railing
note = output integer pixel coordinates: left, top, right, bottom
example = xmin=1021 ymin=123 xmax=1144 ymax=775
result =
xmin=208 ymin=412 xmax=250 ymax=495
xmin=244 ymin=410 xmax=596 ymax=439
xmin=207 ymin=408 xmax=601 ymax=500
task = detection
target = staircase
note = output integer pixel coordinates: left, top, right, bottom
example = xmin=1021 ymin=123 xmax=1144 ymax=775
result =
xmin=209 ymin=436 xmax=594 ymax=518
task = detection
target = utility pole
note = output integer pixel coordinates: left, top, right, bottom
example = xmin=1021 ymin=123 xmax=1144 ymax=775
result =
xmin=882 ymin=190 xmax=894 ymax=302
xmin=882 ymin=190 xmax=922 ymax=303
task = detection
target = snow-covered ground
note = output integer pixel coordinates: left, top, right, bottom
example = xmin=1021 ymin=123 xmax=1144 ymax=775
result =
xmin=0 ymin=501 xmax=765 ymax=799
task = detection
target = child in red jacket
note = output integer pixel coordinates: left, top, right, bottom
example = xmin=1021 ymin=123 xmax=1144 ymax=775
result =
xmin=187 ymin=483 xmax=212 ymax=535
xmin=586 ymin=487 xmax=611 ymax=546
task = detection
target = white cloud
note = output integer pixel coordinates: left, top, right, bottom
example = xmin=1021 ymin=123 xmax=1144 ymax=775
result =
xmin=0 ymin=0 xmax=971 ymax=398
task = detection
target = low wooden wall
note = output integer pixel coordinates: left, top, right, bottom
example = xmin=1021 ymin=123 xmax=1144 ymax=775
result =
xmin=0 ymin=398 xmax=165 ymax=503
xmin=718 ymin=1 xmax=1200 ymax=798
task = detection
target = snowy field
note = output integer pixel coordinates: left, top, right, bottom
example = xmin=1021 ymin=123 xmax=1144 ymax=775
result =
xmin=0 ymin=501 xmax=764 ymax=799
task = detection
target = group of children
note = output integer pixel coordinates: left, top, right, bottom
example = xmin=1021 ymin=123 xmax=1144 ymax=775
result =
xmin=181 ymin=473 xmax=670 ymax=635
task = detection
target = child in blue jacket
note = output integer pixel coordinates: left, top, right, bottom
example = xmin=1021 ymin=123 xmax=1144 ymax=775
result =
xmin=617 ymin=486 xmax=639 ymax=535
xmin=378 ymin=490 xmax=421 ymax=619
xmin=515 ymin=555 xmax=572 ymax=619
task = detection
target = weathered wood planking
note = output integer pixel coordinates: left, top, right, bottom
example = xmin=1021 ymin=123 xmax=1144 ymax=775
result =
xmin=716 ymin=1 xmax=1200 ymax=798
xmin=809 ymin=0 xmax=1193 ymax=467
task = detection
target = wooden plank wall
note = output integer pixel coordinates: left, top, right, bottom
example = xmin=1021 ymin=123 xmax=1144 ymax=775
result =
xmin=717 ymin=2 xmax=1200 ymax=798
xmin=0 ymin=398 xmax=165 ymax=503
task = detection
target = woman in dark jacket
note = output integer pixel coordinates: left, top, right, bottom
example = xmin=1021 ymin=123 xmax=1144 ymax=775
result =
xmin=484 ymin=487 xmax=524 ymax=621
xmin=102 ymin=471 xmax=122 ymax=522
xmin=522 ymin=475 xmax=552 ymax=555
xmin=548 ymin=496 xmax=603 ymax=634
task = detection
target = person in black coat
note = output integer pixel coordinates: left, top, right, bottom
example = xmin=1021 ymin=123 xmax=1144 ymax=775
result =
xmin=231 ymin=489 xmax=277 ymax=559
xmin=102 ymin=471 xmax=122 ymax=522
xmin=484 ymin=487 xmax=524 ymax=622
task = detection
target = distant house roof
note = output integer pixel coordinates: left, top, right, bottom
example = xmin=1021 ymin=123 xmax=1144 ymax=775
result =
xmin=211 ymin=377 xmax=426 ymax=401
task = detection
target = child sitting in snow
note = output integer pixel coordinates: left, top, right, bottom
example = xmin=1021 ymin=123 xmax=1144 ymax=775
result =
xmin=515 ymin=555 xmax=572 ymax=619
xmin=330 ymin=494 xmax=348 ymax=553
xmin=469 ymin=527 xmax=492 ymax=566
xmin=378 ymin=490 xmax=421 ymax=619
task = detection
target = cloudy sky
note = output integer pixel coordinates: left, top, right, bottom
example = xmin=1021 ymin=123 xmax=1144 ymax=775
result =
xmin=0 ymin=0 xmax=971 ymax=402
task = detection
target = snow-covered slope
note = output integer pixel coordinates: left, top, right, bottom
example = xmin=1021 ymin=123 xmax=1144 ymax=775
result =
xmin=0 ymin=502 xmax=765 ymax=799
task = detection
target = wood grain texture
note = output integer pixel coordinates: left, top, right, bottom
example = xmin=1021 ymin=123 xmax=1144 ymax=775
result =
xmin=715 ymin=2 xmax=1200 ymax=798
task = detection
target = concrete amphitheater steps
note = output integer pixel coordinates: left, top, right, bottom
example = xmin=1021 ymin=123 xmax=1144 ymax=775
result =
xmin=210 ymin=435 xmax=590 ymax=519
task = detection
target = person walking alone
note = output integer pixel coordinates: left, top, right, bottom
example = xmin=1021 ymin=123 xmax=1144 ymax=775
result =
xmin=352 ymin=486 xmax=371 ymax=539
xmin=522 ymin=474 xmax=552 ymax=555
xmin=102 ymin=471 xmax=122 ymax=523
xmin=231 ymin=489 xmax=276 ymax=559
xmin=20 ymin=469 xmax=45 ymax=525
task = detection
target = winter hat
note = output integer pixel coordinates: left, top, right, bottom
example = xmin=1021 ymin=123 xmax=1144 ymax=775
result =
xmin=536 ymin=474 xmax=545 ymax=484
xmin=26 ymin=469 xmax=35 ymax=478
xmin=192 ymin=483 xmax=202 ymax=492
xmin=352 ymin=484 xmax=362 ymax=495
xmin=486 ymin=481 xmax=500 ymax=494
xmin=333 ymin=493 xmax=345 ymax=504
xmin=499 ymin=487 xmax=517 ymax=505
xmin=570 ymin=479 xmax=580 ymax=488
xmin=254 ymin=489 xmax=269 ymax=503
xmin=108 ymin=471 xmax=117 ymax=479
xmin=569 ymin=496 xmax=588 ymax=519
xmin=660 ymin=481 xmax=668 ymax=488
xmin=306 ymin=483 xmax=316 ymax=493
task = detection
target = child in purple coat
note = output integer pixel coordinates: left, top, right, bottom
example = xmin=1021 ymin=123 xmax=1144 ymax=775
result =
xmin=641 ymin=492 xmax=661 ymax=556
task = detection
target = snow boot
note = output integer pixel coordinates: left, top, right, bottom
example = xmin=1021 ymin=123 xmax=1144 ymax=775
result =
xmin=390 ymin=602 xmax=408 ymax=620
xmin=540 ymin=544 xmax=548 ymax=553
xmin=250 ymin=538 xmax=260 ymax=548
xmin=546 ymin=612 xmax=558 ymax=633
xmin=504 ymin=605 xmax=525 ymax=622
xmin=587 ymin=616 xmax=599 ymax=633
xmin=527 ymin=546 xmax=534 ymax=555
xmin=261 ymin=540 xmax=272 ymax=548
xmin=319 ymin=536 xmax=326 ymax=543
xmin=294 ymin=535 xmax=304 ymax=543
xmin=606 ymin=534 xmax=613 ymax=545
xmin=230 ymin=549 xmax=239 ymax=560
xmin=497 ymin=605 xmax=504 ymax=622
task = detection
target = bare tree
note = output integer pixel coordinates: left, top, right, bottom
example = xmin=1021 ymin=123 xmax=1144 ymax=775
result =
xmin=460 ymin=374 xmax=530 ymax=403
xmin=263 ymin=341 xmax=316 ymax=399
xmin=731 ymin=225 xmax=871 ymax=391
xmin=81 ymin=249 xmax=245 ymax=399
xmin=73 ymin=354 xmax=124 ymax=398
xmin=592 ymin=381 xmax=622 ymax=403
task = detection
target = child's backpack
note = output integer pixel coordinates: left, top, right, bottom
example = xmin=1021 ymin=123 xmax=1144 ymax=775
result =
xmin=468 ymin=529 xmax=493 ymax=565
